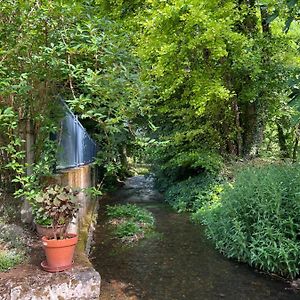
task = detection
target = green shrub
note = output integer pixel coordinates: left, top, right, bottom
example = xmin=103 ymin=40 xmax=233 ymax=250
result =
xmin=165 ymin=174 xmax=224 ymax=213
xmin=107 ymin=204 xmax=155 ymax=225
xmin=114 ymin=221 xmax=142 ymax=238
xmin=106 ymin=204 xmax=155 ymax=242
xmin=165 ymin=151 xmax=223 ymax=176
xmin=199 ymin=164 xmax=300 ymax=279
xmin=151 ymin=146 xmax=223 ymax=193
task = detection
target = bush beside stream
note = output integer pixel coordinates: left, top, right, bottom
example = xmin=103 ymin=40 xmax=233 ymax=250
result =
xmin=161 ymin=163 xmax=300 ymax=279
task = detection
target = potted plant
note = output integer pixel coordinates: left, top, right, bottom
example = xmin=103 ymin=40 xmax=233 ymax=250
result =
xmin=35 ymin=185 xmax=79 ymax=272
xmin=34 ymin=214 xmax=66 ymax=238
xmin=30 ymin=190 xmax=67 ymax=238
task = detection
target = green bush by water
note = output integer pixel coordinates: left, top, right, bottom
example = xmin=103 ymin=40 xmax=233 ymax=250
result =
xmin=164 ymin=174 xmax=224 ymax=213
xmin=152 ymin=148 xmax=223 ymax=193
xmin=198 ymin=164 xmax=300 ymax=279
xmin=114 ymin=221 xmax=142 ymax=238
xmin=106 ymin=204 xmax=155 ymax=242
xmin=107 ymin=204 xmax=155 ymax=225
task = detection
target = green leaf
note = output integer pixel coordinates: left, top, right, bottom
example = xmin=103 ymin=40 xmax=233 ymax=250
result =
xmin=287 ymin=0 xmax=298 ymax=9
xmin=266 ymin=10 xmax=279 ymax=24
xmin=283 ymin=16 xmax=294 ymax=33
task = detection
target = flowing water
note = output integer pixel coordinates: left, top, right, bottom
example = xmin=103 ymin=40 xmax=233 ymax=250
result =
xmin=91 ymin=176 xmax=299 ymax=300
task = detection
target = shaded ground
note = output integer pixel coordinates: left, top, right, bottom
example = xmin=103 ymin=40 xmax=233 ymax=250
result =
xmin=0 ymin=192 xmax=35 ymax=275
xmin=92 ymin=176 xmax=300 ymax=300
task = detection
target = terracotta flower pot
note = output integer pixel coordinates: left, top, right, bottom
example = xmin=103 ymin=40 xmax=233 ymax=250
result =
xmin=42 ymin=233 xmax=78 ymax=272
xmin=36 ymin=223 xmax=66 ymax=238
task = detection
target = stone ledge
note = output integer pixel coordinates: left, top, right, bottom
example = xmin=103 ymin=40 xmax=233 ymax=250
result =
xmin=0 ymin=251 xmax=101 ymax=300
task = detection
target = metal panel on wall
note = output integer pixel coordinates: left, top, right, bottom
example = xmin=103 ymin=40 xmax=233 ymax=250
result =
xmin=56 ymin=101 xmax=97 ymax=170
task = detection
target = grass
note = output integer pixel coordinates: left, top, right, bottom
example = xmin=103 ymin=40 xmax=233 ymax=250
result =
xmin=106 ymin=204 xmax=155 ymax=243
xmin=196 ymin=164 xmax=300 ymax=279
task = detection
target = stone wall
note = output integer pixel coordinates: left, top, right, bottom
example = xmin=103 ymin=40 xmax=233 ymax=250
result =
xmin=0 ymin=252 xmax=101 ymax=300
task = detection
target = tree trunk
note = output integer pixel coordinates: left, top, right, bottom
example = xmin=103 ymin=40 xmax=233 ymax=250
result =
xmin=240 ymin=103 xmax=253 ymax=158
xmin=293 ymin=125 xmax=300 ymax=162
xmin=120 ymin=144 xmax=129 ymax=175
xmin=232 ymin=99 xmax=243 ymax=156
xmin=240 ymin=5 xmax=272 ymax=159
xmin=277 ymin=123 xmax=290 ymax=158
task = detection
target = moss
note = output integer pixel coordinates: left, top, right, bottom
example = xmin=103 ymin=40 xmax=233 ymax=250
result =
xmin=77 ymin=199 xmax=98 ymax=253
xmin=0 ymin=249 xmax=24 ymax=272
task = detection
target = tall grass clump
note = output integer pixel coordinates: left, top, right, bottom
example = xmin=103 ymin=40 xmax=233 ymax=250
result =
xmin=199 ymin=164 xmax=300 ymax=279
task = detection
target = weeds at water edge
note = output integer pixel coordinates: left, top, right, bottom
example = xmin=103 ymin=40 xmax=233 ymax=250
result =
xmin=106 ymin=204 xmax=155 ymax=244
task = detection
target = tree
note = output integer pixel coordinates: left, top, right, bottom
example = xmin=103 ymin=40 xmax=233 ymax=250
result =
xmin=134 ymin=0 xmax=298 ymax=176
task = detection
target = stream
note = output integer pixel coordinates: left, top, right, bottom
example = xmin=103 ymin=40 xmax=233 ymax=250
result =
xmin=91 ymin=176 xmax=299 ymax=300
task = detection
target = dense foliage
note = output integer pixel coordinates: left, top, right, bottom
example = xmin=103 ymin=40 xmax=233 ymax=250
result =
xmin=198 ymin=165 xmax=300 ymax=278
xmin=0 ymin=1 xmax=148 ymax=196
xmin=141 ymin=2 xmax=296 ymax=157
xmin=0 ymin=107 xmax=25 ymax=192
xmin=164 ymin=174 xmax=223 ymax=213
xmin=35 ymin=185 xmax=79 ymax=239
xmin=64 ymin=17 xmax=148 ymax=178
xmin=1 ymin=1 xmax=300 ymax=185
